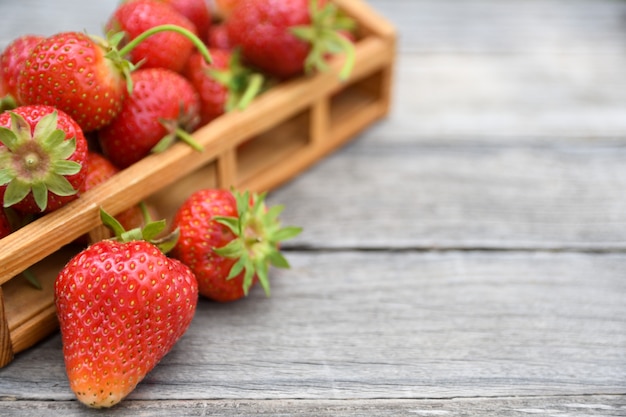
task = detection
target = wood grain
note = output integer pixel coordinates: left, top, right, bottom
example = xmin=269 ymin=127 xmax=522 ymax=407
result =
xmin=1 ymin=396 xmax=625 ymax=416
xmin=1 ymin=252 xmax=624 ymax=401
xmin=270 ymin=140 xmax=626 ymax=251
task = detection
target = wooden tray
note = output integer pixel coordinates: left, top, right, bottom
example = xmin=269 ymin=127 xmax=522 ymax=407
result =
xmin=0 ymin=0 xmax=396 ymax=367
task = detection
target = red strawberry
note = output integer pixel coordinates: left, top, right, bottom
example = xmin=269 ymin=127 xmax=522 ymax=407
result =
xmin=161 ymin=0 xmax=212 ymax=43
xmin=171 ymin=188 xmax=301 ymax=302
xmin=185 ymin=48 xmax=264 ymax=125
xmin=107 ymin=0 xmax=200 ymax=73
xmin=0 ymin=105 xmax=87 ymax=213
xmin=99 ymin=67 xmax=201 ymax=168
xmin=0 ymin=34 xmax=44 ymax=108
xmin=55 ymin=210 xmax=198 ymax=408
xmin=17 ymin=32 xmax=128 ymax=132
xmin=225 ymin=0 xmax=356 ymax=80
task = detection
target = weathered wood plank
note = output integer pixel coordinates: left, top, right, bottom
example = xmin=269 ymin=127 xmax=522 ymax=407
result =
xmin=367 ymin=0 xmax=626 ymax=54
xmin=270 ymin=139 xmax=626 ymax=250
xmin=1 ymin=252 xmax=624 ymax=401
xmin=379 ymin=53 xmax=626 ymax=139
xmin=1 ymin=396 xmax=626 ymax=416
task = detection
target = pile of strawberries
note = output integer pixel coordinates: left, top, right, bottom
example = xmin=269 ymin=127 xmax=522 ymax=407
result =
xmin=0 ymin=0 xmax=355 ymax=409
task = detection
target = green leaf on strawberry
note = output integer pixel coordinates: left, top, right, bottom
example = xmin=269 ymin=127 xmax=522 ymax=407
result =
xmin=290 ymin=0 xmax=356 ymax=80
xmin=0 ymin=110 xmax=82 ymax=211
xmin=212 ymin=190 xmax=302 ymax=297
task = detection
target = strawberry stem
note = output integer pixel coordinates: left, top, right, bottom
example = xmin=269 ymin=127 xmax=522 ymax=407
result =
xmin=237 ymin=73 xmax=264 ymax=110
xmin=118 ymin=24 xmax=212 ymax=66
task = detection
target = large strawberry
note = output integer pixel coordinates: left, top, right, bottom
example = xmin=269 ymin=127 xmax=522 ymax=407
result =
xmin=0 ymin=105 xmax=87 ymax=213
xmin=225 ymin=0 xmax=356 ymax=80
xmin=171 ymin=188 xmax=301 ymax=302
xmin=55 ymin=210 xmax=198 ymax=408
xmin=0 ymin=34 xmax=44 ymax=109
xmin=107 ymin=0 xmax=200 ymax=73
xmin=185 ymin=48 xmax=264 ymax=125
xmin=99 ymin=67 xmax=201 ymax=168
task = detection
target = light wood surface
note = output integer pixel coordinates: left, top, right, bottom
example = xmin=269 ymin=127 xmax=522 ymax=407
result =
xmin=1 ymin=0 xmax=625 ymax=415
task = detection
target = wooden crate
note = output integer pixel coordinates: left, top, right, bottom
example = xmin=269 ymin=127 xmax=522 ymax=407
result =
xmin=0 ymin=0 xmax=396 ymax=368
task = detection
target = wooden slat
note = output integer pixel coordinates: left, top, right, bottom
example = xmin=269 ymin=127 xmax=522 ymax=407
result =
xmin=1 ymin=396 xmax=625 ymax=416
xmin=0 ymin=288 xmax=14 ymax=367
xmin=2 ymin=252 xmax=624 ymax=401
xmin=270 ymin=140 xmax=626 ymax=250
xmin=366 ymin=0 xmax=626 ymax=54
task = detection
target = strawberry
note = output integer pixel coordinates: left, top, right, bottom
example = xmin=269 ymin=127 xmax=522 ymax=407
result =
xmin=99 ymin=67 xmax=201 ymax=168
xmin=225 ymin=0 xmax=356 ymax=80
xmin=184 ymin=48 xmax=264 ymax=125
xmin=55 ymin=210 xmax=198 ymax=408
xmin=17 ymin=32 xmax=128 ymax=132
xmin=0 ymin=105 xmax=87 ymax=213
xmin=107 ymin=0 xmax=200 ymax=73
xmin=0 ymin=34 xmax=44 ymax=109
xmin=171 ymin=188 xmax=301 ymax=302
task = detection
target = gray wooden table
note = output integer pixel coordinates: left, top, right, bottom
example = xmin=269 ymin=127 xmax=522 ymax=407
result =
xmin=1 ymin=0 xmax=625 ymax=415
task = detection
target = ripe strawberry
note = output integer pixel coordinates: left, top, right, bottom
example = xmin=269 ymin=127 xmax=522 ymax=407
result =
xmin=107 ymin=0 xmax=200 ymax=73
xmin=0 ymin=105 xmax=87 ymax=213
xmin=225 ymin=0 xmax=356 ymax=80
xmin=17 ymin=32 xmax=128 ymax=132
xmin=55 ymin=210 xmax=198 ymax=408
xmin=99 ymin=67 xmax=201 ymax=168
xmin=171 ymin=188 xmax=301 ymax=302
xmin=184 ymin=48 xmax=264 ymax=125
xmin=0 ymin=34 xmax=44 ymax=108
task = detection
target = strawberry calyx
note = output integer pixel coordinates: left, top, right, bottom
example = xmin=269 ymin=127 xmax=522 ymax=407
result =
xmin=290 ymin=0 xmax=357 ymax=80
xmin=212 ymin=190 xmax=302 ymax=297
xmin=208 ymin=49 xmax=266 ymax=112
xmin=0 ymin=111 xmax=81 ymax=211
xmin=100 ymin=206 xmax=179 ymax=254
xmin=151 ymin=103 xmax=203 ymax=154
